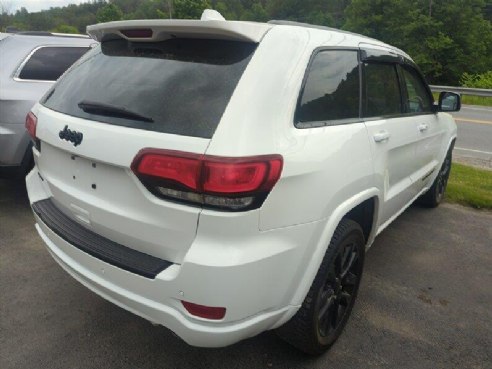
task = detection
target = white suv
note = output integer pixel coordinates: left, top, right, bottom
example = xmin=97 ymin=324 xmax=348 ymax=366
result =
xmin=26 ymin=14 xmax=460 ymax=354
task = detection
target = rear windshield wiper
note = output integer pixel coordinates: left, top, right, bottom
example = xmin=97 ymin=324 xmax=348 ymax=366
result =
xmin=78 ymin=100 xmax=154 ymax=123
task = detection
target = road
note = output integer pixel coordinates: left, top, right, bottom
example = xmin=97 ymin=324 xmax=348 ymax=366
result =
xmin=1 ymin=178 xmax=491 ymax=369
xmin=451 ymin=105 xmax=492 ymax=168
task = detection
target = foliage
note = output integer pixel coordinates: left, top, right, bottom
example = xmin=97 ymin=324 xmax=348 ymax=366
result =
xmin=446 ymin=163 xmax=492 ymax=209
xmin=96 ymin=3 xmax=123 ymax=23
xmin=0 ymin=1 xmax=104 ymax=33
xmin=51 ymin=24 xmax=79 ymax=34
xmin=460 ymin=96 xmax=492 ymax=107
xmin=460 ymin=71 xmax=492 ymax=89
xmin=0 ymin=0 xmax=490 ymax=86
xmin=344 ymin=0 xmax=492 ymax=85
xmin=459 ymin=70 xmax=492 ymax=106
xmin=174 ymin=0 xmax=211 ymax=19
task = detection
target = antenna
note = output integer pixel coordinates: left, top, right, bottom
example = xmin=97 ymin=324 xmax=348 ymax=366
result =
xmin=201 ymin=9 xmax=225 ymax=21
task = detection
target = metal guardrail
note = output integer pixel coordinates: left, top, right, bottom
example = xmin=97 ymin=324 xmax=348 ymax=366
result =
xmin=430 ymin=85 xmax=492 ymax=97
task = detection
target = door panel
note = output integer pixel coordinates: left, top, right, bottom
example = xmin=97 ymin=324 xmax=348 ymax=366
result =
xmin=411 ymin=114 xmax=442 ymax=185
xmin=399 ymin=65 xmax=444 ymax=190
xmin=364 ymin=117 xmax=420 ymax=225
xmin=361 ymin=60 xmax=419 ymax=226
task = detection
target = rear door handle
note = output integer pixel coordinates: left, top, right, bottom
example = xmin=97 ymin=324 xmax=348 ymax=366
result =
xmin=373 ymin=130 xmax=390 ymax=143
xmin=418 ymin=123 xmax=429 ymax=132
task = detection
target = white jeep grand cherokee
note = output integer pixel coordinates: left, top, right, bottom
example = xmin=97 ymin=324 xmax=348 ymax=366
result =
xmin=26 ymin=14 xmax=460 ymax=354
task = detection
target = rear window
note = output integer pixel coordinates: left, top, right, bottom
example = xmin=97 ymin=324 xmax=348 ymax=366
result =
xmin=18 ymin=46 xmax=89 ymax=81
xmin=42 ymin=38 xmax=257 ymax=139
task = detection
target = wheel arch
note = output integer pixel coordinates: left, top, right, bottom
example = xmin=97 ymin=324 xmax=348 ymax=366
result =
xmin=343 ymin=196 xmax=379 ymax=249
xmin=426 ymin=134 xmax=456 ymax=188
xmin=273 ymin=188 xmax=381 ymax=328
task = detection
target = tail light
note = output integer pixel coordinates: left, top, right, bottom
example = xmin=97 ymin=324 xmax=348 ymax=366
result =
xmin=131 ymin=149 xmax=283 ymax=211
xmin=120 ymin=28 xmax=153 ymax=38
xmin=25 ymin=112 xmax=37 ymax=140
xmin=181 ymin=301 xmax=226 ymax=320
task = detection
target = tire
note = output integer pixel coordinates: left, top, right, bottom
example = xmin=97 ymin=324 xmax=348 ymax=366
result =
xmin=417 ymin=146 xmax=453 ymax=208
xmin=276 ymin=219 xmax=365 ymax=355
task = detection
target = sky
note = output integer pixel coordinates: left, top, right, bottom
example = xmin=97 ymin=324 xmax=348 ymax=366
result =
xmin=3 ymin=0 xmax=88 ymax=13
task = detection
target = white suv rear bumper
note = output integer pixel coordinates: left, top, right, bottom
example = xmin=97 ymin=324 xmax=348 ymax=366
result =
xmin=27 ymin=167 xmax=324 ymax=347
xmin=35 ymin=218 xmax=295 ymax=347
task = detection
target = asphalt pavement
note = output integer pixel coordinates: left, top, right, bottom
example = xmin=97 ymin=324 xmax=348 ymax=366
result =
xmin=451 ymin=105 xmax=492 ymax=169
xmin=1 ymin=178 xmax=491 ymax=369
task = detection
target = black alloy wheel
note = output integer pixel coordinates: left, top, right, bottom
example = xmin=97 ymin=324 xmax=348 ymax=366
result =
xmin=435 ymin=153 xmax=451 ymax=204
xmin=417 ymin=145 xmax=454 ymax=208
xmin=276 ymin=219 xmax=365 ymax=355
xmin=316 ymin=237 xmax=362 ymax=342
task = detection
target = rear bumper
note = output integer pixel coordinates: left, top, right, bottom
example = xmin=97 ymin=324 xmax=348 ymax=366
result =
xmin=35 ymin=218 xmax=293 ymax=347
xmin=26 ymin=167 xmax=322 ymax=347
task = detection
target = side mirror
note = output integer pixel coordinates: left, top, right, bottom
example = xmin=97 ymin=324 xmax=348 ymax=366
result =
xmin=437 ymin=91 xmax=461 ymax=112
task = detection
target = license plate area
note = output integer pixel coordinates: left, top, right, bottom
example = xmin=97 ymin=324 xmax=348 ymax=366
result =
xmin=38 ymin=143 xmax=112 ymax=195
xmin=70 ymin=153 xmax=100 ymax=191
xmin=36 ymin=142 xmax=201 ymax=263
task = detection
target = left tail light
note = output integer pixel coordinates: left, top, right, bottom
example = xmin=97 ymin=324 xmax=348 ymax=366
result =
xmin=25 ymin=112 xmax=37 ymax=140
xmin=131 ymin=149 xmax=283 ymax=211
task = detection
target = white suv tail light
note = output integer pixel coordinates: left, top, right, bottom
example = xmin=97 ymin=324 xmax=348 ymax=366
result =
xmin=131 ymin=149 xmax=283 ymax=211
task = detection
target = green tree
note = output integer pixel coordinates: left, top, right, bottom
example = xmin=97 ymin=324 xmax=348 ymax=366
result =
xmin=1 ymin=0 xmax=490 ymax=86
xmin=213 ymin=0 xmax=247 ymax=19
xmin=174 ymin=0 xmax=211 ymax=19
xmin=344 ymin=0 xmax=414 ymax=44
xmin=461 ymin=71 xmax=492 ymax=88
xmin=51 ymin=24 xmax=79 ymax=33
xmin=427 ymin=0 xmax=492 ymax=84
xmin=96 ymin=3 xmax=123 ymax=23
xmin=266 ymin=0 xmax=340 ymax=26
xmin=344 ymin=0 xmax=492 ymax=84
xmin=240 ymin=2 xmax=268 ymax=21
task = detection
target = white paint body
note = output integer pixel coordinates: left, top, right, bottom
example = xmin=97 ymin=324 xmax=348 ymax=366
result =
xmin=26 ymin=18 xmax=457 ymax=347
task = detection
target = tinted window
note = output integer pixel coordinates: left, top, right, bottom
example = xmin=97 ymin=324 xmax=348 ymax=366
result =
xmin=296 ymin=50 xmax=360 ymax=126
xmin=363 ymin=63 xmax=402 ymax=117
xmin=42 ymin=38 xmax=256 ymax=139
xmin=401 ymin=66 xmax=432 ymax=113
xmin=19 ymin=46 xmax=89 ymax=81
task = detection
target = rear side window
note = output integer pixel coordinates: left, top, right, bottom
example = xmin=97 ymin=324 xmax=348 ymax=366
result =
xmin=363 ymin=63 xmax=402 ymax=118
xmin=295 ymin=50 xmax=360 ymax=127
xmin=18 ymin=46 xmax=89 ymax=81
xmin=400 ymin=66 xmax=432 ymax=113
xmin=42 ymin=38 xmax=257 ymax=139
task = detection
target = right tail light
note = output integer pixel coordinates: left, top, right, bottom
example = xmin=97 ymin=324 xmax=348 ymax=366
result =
xmin=131 ymin=149 xmax=283 ymax=211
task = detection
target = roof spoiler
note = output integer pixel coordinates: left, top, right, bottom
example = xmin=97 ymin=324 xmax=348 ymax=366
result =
xmin=87 ymin=10 xmax=271 ymax=43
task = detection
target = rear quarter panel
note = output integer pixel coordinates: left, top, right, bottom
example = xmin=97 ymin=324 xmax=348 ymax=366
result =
xmin=201 ymin=27 xmax=379 ymax=312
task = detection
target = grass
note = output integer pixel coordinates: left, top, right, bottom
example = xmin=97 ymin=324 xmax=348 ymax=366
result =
xmin=432 ymin=92 xmax=492 ymax=107
xmin=461 ymin=95 xmax=492 ymax=106
xmin=445 ymin=163 xmax=492 ymax=209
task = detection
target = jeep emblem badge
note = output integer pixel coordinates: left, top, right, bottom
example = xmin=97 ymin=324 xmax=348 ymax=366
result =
xmin=59 ymin=125 xmax=83 ymax=146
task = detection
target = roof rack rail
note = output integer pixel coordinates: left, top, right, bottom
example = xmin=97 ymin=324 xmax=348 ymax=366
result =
xmin=15 ymin=31 xmax=90 ymax=39
xmin=18 ymin=31 xmax=53 ymax=36
xmin=267 ymin=20 xmax=376 ymax=40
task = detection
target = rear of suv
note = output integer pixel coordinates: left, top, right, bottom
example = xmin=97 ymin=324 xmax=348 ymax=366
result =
xmin=26 ymin=14 xmax=459 ymax=354
xmin=0 ymin=32 xmax=93 ymax=178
